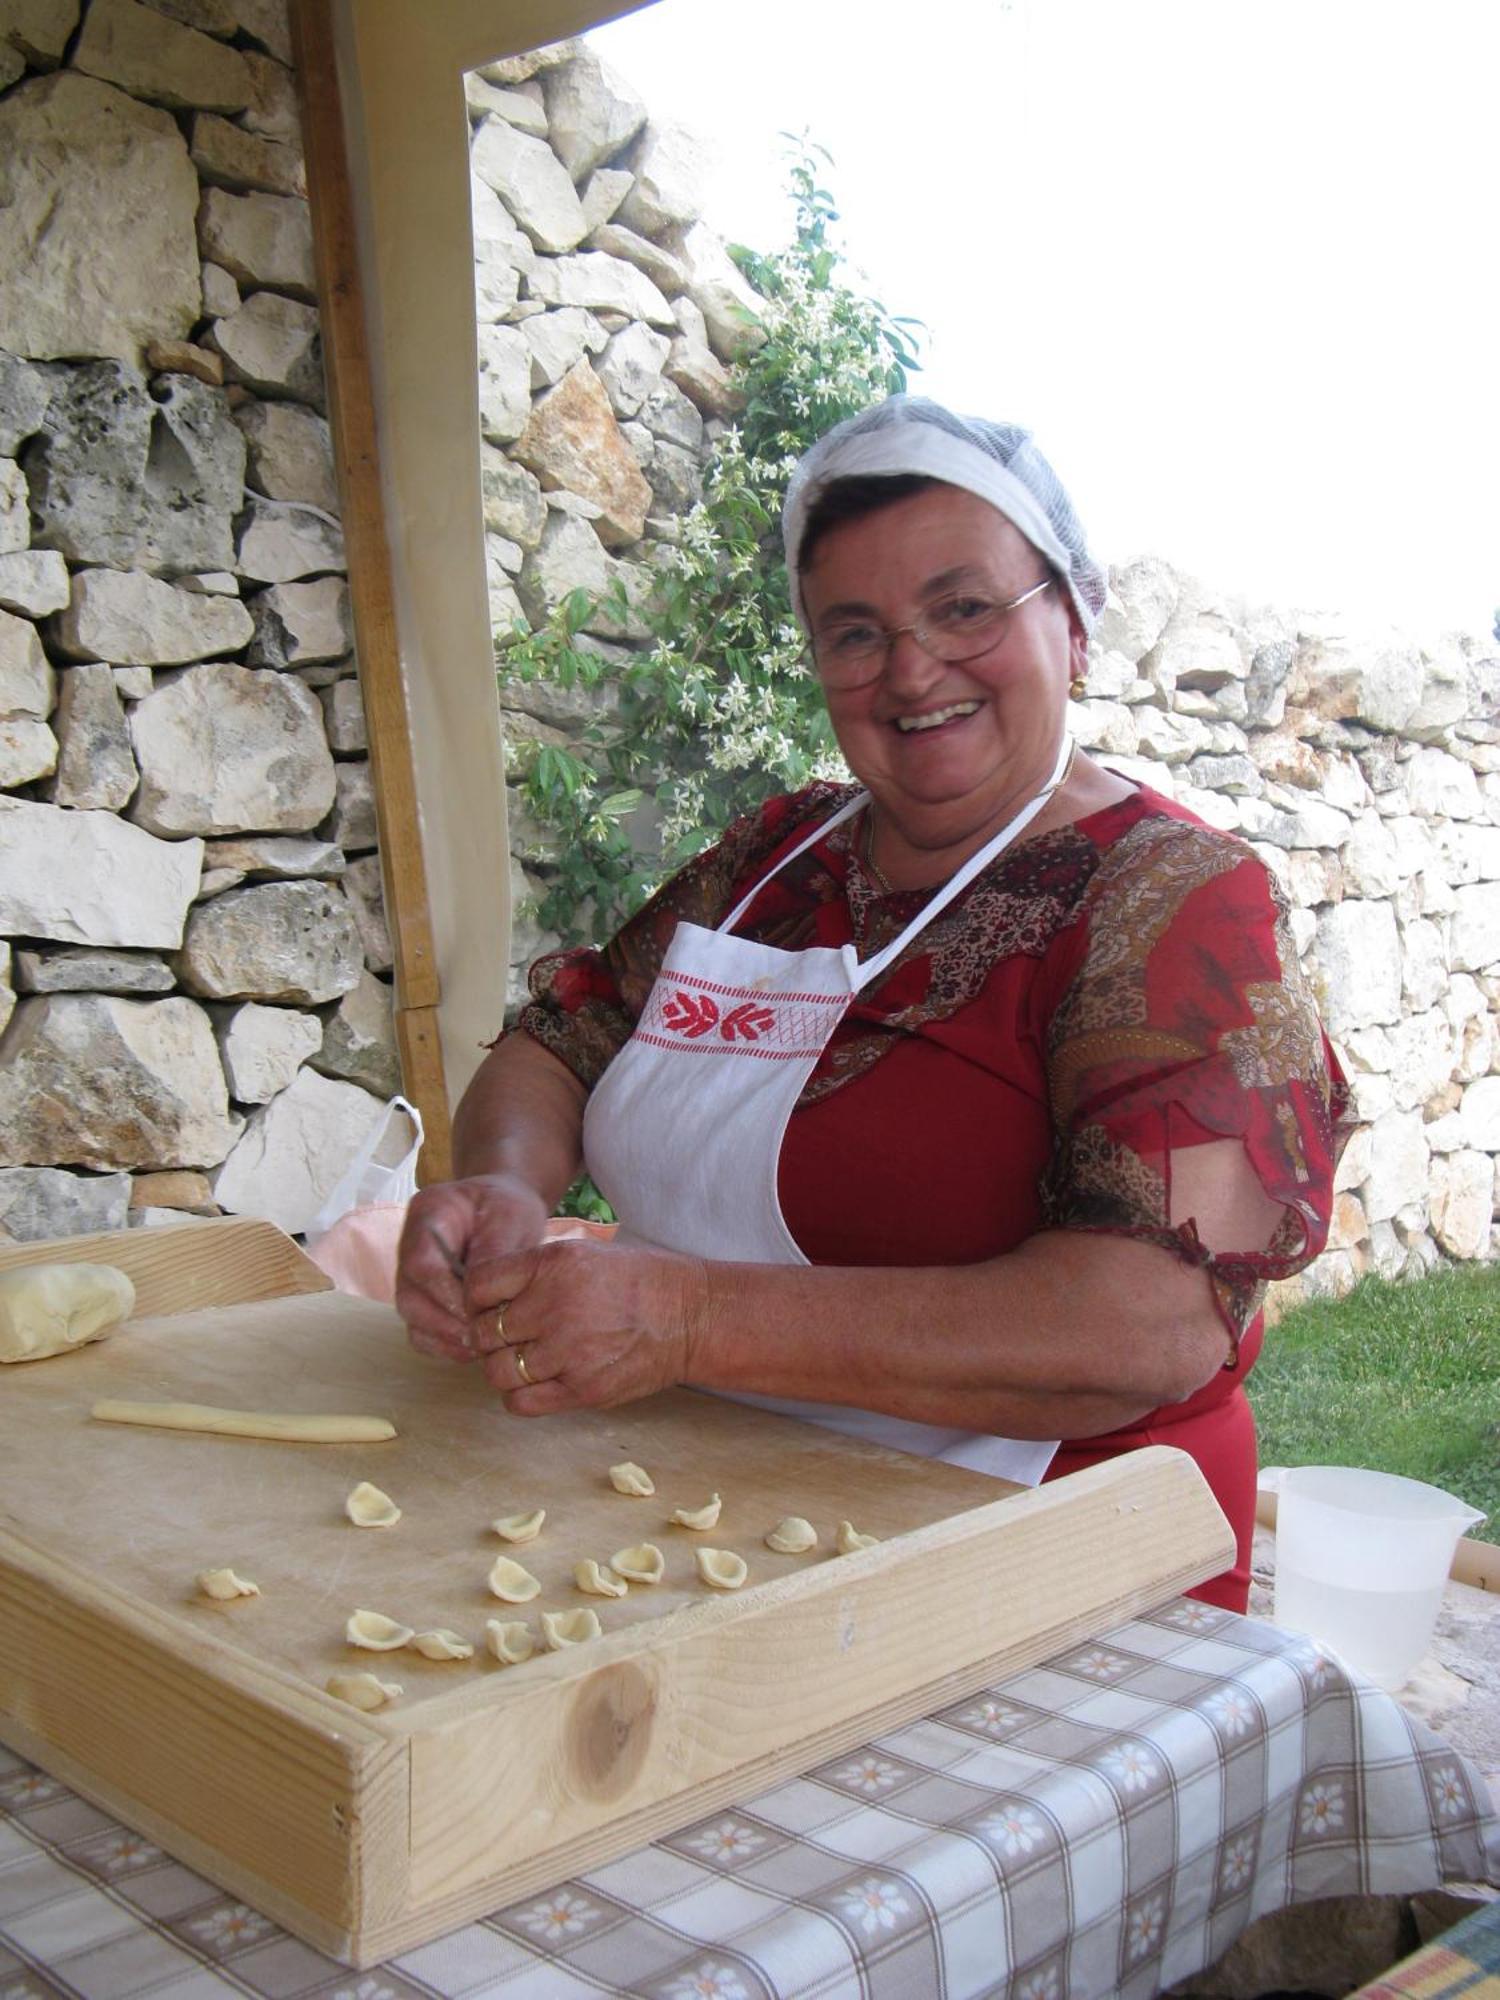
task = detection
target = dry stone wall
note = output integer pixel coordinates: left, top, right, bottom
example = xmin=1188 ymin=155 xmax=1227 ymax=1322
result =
xmin=0 ymin=0 xmax=399 ymax=1243
xmin=1 ymin=14 xmax=1497 ymax=1301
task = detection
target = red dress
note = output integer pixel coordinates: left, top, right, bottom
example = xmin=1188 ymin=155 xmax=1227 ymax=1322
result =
xmin=519 ymin=783 xmax=1350 ymax=1612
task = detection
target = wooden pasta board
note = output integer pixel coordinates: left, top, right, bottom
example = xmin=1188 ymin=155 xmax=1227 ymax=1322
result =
xmin=0 ymin=1221 xmax=1235 ymax=1966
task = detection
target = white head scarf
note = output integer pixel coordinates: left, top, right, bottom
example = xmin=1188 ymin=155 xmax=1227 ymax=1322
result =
xmin=782 ymin=396 xmax=1107 ymax=636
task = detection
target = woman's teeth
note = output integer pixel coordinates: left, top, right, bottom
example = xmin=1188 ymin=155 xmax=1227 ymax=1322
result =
xmin=895 ymin=700 xmax=981 ymax=733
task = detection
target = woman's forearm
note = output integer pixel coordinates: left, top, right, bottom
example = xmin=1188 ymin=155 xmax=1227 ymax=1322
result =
xmin=450 ymin=1032 xmax=587 ymax=1206
xmin=687 ymin=1229 xmax=1233 ymax=1440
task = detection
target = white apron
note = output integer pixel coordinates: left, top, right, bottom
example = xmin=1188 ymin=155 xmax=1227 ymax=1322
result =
xmin=582 ymin=738 xmax=1073 ymax=1484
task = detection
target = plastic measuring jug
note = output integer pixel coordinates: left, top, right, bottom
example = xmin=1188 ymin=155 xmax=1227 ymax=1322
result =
xmin=1273 ymin=1466 xmax=1484 ymax=1689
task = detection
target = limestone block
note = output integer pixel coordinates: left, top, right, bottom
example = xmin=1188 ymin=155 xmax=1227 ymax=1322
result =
xmin=1312 ymin=899 xmax=1401 ymax=1037
xmin=520 ymin=306 xmax=606 ymax=389
xmin=327 ymin=760 xmax=377 ymax=851
xmin=1295 ymin=634 xmax=1423 ymax=734
xmin=246 ymin=576 xmax=351 ymax=667
xmin=1457 ymin=1075 xmax=1500 ymax=1150
xmin=1282 ymin=847 xmax=1341 ymax=907
xmin=471 ymin=170 xmax=536 ymax=277
xmin=1132 ymin=706 xmax=1210 ymax=764
xmin=13 ymin=946 xmax=172 ymax=996
xmin=489 ymin=533 xmax=523 ymax=575
xmin=526 ymin=251 xmax=675 ymax=328
xmin=0 ymin=41 xmax=21 ymax=85
xmin=0 ymin=993 xmax=237 ymax=1169
xmin=0 ymin=798 xmax=202 ymax=947
xmin=1184 ymin=753 xmax=1260 ymax=796
xmin=235 ymin=496 xmax=345 ymax=585
xmin=0 ymin=352 xmax=51 ymax=454
xmin=541 ymin=48 xmax=646 ymax=183
xmin=464 ymin=74 xmax=548 ymax=135
xmin=1384 ymin=1009 xmax=1459 ymax=1113
xmin=129 ymin=662 xmax=335 ymax=837
xmin=487 ymin=556 xmax=525 ymax=635
xmin=313 ymin=968 xmax=400 ymax=1097
xmin=1429 ymin=1150 xmax=1495 ymax=1260
xmin=480 ymin=447 xmax=547 ymax=549
xmin=646 ymin=438 xmax=701 ymax=515
xmin=1404 ymin=745 xmax=1482 ymax=821
xmin=318 ymin=678 xmax=366 ymax=756
xmin=1341 ymin=811 xmax=1401 ymax=898
xmin=587 ymin=222 xmax=685 ymax=296
xmin=1146 ymin=624 xmax=1245 ymax=699
xmin=342 ymin=855 xmax=392 ymax=973
xmin=215 ymin=998 xmax=321 ymax=1101
xmin=208 ymin=291 xmax=323 ymax=402
xmin=74 ymin=0 xmax=249 ymax=108
xmin=178 ymin=880 xmax=362 ymax=1004
xmin=478 ymin=39 xmax=580 ymax=86
xmin=198 ymin=187 xmax=313 ymax=296
xmin=617 ymin=122 xmax=708 ymax=236
xmin=1450 ymin=883 xmax=1500 ymax=972
xmin=0 ymin=942 xmax=11 ymax=1040
xmin=142 ymin=338 xmax=222 ymax=387
xmin=0 ymin=74 xmax=200 ymax=361
xmin=239 ymin=46 xmax=299 ymax=143
xmin=1360 ymin=1107 xmax=1428 ymax=1224
xmin=1455 ymin=1006 xmax=1495 ymax=1084
xmin=49 ymin=662 xmax=138 ymax=810
xmin=114 ymin=666 xmax=154 ymax=700
xmin=1256 ymin=791 xmax=1353 ymax=850
xmin=1406 ymin=636 xmax=1472 ymax=737
xmin=0 ymin=0 xmax=79 ymax=64
xmin=1288 ymin=906 xmax=1317 ymax=957
xmin=0 ymin=457 xmax=26 ymax=554
xmin=1435 ymin=818 xmax=1500 ymax=886
xmin=640 ymin=377 xmax=702 ymax=453
xmin=1331 ymin=1120 xmax=1372 ymax=1195
xmin=230 ymin=0 xmax=289 ymax=63
xmin=234 ymin=400 xmax=336 ymax=512
xmin=662 ymin=222 xmax=763 ymax=361
xmin=1399 ymin=916 xmax=1448 ymax=1013
xmin=213 ymin=1065 xmax=386 ymax=1234
xmin=516 ymin=510 xmax=650 ymax=639
xmin=191 ymin=110 xmax=304 ymax=196
xmin=1093 ymin=560 xmax=1178 ymax=664
xmin=26 ymin=363 xmax=244 ymax=573
xmin=201 ymin=260 xmax=239 ymax=317
xmin=179 ymin=571 xmax=239 ymax=596
xmin=0 ymin=606 xmax=53 ymax=717
xmin=1071 ymin=699 xmax=1138 ymax=757
xmin=477 ymin=323 xmax=532 ymax=445
xmin=471 ymin=117 xmax=587 ymax=254
xmin=0 ymin=719 xmax=57 ymax=785
xmin=664 ymin=335 xmax=743 ymax=420
xmin=57 ymin=569 xmax=253 ymax=667
xmin=512 ymin=361 xmax=652 ymax=551
xmin=128 ymin=1168 xmax=215 ymax=1211
xmin=1424 ymin=1111 xmax=1464 ymax=1153
xmin=579 ymin=166 xmax=632 ymax=232
xmin=0 ymin=1166 xmax=130 ymax=1243
xmin=597 ymin=321 xmax=671 ymax=420
xmin=201 ymin=834 xmax=343 ymax=878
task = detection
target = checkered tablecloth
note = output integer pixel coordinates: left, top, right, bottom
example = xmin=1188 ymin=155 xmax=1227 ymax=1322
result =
xmin=2 ymin=1602 xmax=1496 ymax=2000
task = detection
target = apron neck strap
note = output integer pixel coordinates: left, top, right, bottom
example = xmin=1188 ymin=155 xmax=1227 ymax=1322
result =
xmin=851 ymin=729 xmax=1075 ymax=993
xmin=716 ymin=728 xmax=1075 ymax=988
xmin=717 ymin=789 xmax=869 ymax=934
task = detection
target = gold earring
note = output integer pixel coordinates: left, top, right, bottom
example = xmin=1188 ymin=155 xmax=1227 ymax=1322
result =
xmin=1069 ymin=674 xmax=1087 ymax=700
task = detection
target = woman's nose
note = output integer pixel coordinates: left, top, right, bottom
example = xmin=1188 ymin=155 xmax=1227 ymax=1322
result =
xmin=881 ymin=623 xmax=946 ymax=689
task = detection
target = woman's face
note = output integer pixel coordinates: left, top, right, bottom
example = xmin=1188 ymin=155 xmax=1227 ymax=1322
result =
xmin=799 ymin=484 xmax=1085 ymax=853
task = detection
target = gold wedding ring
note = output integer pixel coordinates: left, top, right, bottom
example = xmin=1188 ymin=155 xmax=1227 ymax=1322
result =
xmin=513 ymin=1344 xmax=535 ymax=1387
xmin=493 ymin=1307 xmax=506 ymax=1344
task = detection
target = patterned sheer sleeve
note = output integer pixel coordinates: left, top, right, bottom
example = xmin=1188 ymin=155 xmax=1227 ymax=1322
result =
xmin=514 ymin=786 xmax=847 ymax=1087
xmin=1039 ymin=813 xmax=1352 ymax=1344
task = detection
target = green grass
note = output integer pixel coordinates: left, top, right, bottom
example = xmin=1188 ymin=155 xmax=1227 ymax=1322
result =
xmin=1249 ymin=1265 xmax=1500 ymax=1544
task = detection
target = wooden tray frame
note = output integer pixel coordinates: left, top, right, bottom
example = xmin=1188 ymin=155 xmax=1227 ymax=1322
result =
xmin=0 ymin=1223 xmax=1235 ymax=1966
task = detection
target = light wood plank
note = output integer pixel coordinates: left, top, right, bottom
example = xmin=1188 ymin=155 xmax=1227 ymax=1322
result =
xmin=291 ymin=0 xmax=452 ymax=1181
xmin=0 ymin=1219 xmax=330 ymax=1317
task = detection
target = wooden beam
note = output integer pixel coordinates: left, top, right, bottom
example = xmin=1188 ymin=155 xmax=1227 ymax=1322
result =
xmin=290 ymin=0 xmax=453 ymax=1182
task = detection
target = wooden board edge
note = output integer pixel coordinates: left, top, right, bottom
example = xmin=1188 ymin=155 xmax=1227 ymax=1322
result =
xmin=0 ymin=1219 xmax=333 ymax=1315
xmin=397 ymin=1448 xmax=1233 ymax=1911
xmin=352 ymin=1562 xmax=1208 ymax=1964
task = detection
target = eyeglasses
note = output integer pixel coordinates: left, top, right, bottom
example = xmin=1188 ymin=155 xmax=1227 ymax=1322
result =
xmin=809 ymin=576 xmax=1054 ymax=690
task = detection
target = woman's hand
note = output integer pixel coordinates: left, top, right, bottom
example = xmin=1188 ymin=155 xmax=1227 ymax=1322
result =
xmin=467 ymin=1237 xmax=707 ymax=1414
xmin=395 ymin=1174 xmax=552 ymax=1363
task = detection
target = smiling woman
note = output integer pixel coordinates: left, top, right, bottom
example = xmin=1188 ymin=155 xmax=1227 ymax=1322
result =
xmin=395 ymin=395 xmax=1352 ymax=1613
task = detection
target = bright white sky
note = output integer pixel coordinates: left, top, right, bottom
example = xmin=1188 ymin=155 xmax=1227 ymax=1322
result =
xmin=589 ymin=0 xmax=1499 ymax=638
